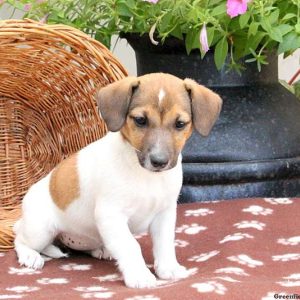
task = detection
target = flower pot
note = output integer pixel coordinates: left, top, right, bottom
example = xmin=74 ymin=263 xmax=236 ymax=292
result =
xmin=123 ymin=33 xmax=300 ymax=202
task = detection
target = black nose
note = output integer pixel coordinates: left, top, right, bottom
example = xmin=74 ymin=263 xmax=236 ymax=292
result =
xmin=150 ymin=154 xmax=169 ymax=168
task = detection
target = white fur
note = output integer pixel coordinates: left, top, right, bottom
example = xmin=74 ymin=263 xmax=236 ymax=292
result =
xmin=14 ymin=132 xmax=188 ymax=288
xmin=158 ymin=88 xmax=166 ymax=107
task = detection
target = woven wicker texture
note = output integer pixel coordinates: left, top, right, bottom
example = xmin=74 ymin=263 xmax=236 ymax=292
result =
xmin=0 ymin=19 xmax=127 ymax=250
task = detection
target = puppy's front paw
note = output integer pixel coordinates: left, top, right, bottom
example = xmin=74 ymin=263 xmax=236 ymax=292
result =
xmin=18 ymin=248 xmax=44 ymax=270
xmin=124 ymin=267 xmax=157 ymax=289
xmin=155 ymin=263 xmax=188 ymax=280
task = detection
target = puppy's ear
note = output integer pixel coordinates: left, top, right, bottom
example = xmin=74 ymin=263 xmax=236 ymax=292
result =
xmin=96 ymin=77 xmax=140 ymax=132
xmin=184 ymin=78 xmax=222 ymax=136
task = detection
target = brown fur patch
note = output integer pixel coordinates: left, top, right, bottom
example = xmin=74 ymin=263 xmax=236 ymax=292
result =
xmin=49 ymin=154 xmax=79 ymax=210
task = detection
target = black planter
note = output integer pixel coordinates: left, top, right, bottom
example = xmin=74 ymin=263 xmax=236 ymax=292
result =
xmin=122 ymin=34 xmax=300 ymax=202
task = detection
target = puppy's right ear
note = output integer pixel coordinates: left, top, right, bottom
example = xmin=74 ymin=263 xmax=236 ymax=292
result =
xmin=96 ymin=77 xmax=140 ymax=132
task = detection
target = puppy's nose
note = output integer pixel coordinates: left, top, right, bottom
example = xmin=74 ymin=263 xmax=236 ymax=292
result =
xmin=150 ymin=154 xmax=169 ymax=169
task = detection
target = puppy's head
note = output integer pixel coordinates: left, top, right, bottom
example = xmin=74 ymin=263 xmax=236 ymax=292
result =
xmin=96 ymin=73 xmax=222 ymax=172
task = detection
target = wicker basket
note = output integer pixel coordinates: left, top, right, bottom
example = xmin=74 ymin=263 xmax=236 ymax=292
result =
xmin=0 ymin=19 xmax=127 ymax=250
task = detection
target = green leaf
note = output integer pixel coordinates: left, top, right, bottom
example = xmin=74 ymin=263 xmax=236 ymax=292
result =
xmin=296 ymin=24 xmax=300 ymax=34
xmin=211 ymin=3 xmax=226 ymax=16
xmin=243 ymin=31 xmax=266 ymax=56
xmin=278 ymin=32 xmax=300 ymax=54
xmin=270 ymin=27 xmax=283 ymax=43
xmin=185 ymin=30 xmax=200 ymax=54
xmin=282 ymin=13 xmax=297 ymax=21
xmin=239 ymin=12 xmax=250 ymax=29
xmin=277 ymin=24 xmax=293 ymax=36
xmin=248 ymin=22 xmax=259 ymax=37
xmin=116 ymin=3 xmax=133 ymax=17
xmin=268 ymin=9 xmax=279 ymax=24
xmin=170 ymin=26 xmax=183 ymax=40
xmin=214 ymin=36 xmax=228 ymax=70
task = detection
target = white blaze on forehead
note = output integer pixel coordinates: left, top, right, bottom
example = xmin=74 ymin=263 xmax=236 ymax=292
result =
xmin=158 ymin=88 xmax=166 ymax=106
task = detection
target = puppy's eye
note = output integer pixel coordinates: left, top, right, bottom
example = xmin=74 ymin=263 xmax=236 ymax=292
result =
xmin=175 ymin=120 xmax=186 ymax=130
xmin=133 ymin=116 xmax=147 ymax=127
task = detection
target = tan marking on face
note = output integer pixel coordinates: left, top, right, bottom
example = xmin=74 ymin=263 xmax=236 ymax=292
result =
xmin=49 ymin=154 xmax=79 ymax=210
xmin=163 ymin=104 xmax=193 ymax=151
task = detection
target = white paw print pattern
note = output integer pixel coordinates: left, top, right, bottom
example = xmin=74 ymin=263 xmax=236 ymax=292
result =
xmin=6 ymin=286 xmax=40 ymax=293
xmin=242 ymin=205 xmax=273 ymax=216
xmin=191 ymin=281 xmax=227 ymax=295
xmin=93 ymin=274 xmax=122 ymax=282
xmin=219 ymin=233 xmax=254 ymax=244
xmin=277 ymin=236 xmax=300 ymax=246
xmin=277 ymin=273 xmax=300 ymax=287
xmin=0 ymin=295 xmax=24 ymax=299
xmin=37 ymin=278 xmax=69 ymax=285
xmin=264 ymin=198 xmax=293 ymax=205
xmin=125 ymin=295 xmax=160 ymax=300
xmin=272 ymin=253 xmax=300 ymax=262
xmin=60 ymin=263 xmax=92 ymax=271
xmin=74 ymin=286 xmax=114 ymax=299
xmin=214 ymin=267 xmax=249 ymax=276
xmin=8 ymin=267 xmax=42 ymax=276
xmin=185 ymin=208 xmax=215 ymax=217
xmin=214 ymin=276 xmax=240 ymax=283
xmin=234 ymin=220 xmax=266 ymax=231
xmin=176 ymin=224 xmax=207 ymax=235
xmin=174 ymin=239 xmax=189 ymax=248
xmin=189 ymin=250 xmax=220 ymax=262
xmin=227 ymin=254 xmax=264 ymax=268
xmin=156 ymin=267 xmax=198 ymax=288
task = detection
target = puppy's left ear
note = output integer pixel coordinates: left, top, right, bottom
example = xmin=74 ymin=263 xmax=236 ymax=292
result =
xmin=96 ymin=77 xmax=140 ymax=132
xmin=184 ymin=78 xmax=222 ymax=136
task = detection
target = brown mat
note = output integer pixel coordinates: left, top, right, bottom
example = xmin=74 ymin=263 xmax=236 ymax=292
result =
xmin=0 ymin=198 xmax=299 ymax=299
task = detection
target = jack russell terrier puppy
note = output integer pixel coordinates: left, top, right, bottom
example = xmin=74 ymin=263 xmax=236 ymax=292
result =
xmin=14 ymin=73 xmax=222 ymax=288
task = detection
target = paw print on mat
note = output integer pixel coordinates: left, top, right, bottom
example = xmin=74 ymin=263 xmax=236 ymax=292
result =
xmin=227 ymin=254 xmax=263 ymax=268
xmin=176 ymin=224 xmax=207 ymax=235
xmin=185 ymin=208 xmax=214 ymax=217
xmin=6 ymin=286 xmax=40 ymax=293
xmin=277 ymin=236 xmax=300 ymax=246
xmin=60 ymin=263 xmax=91 ymax=271
xmin=37 ymin=278 xmax=69 ymax=285
xmin=8 ymin=267 xmax=42 ymax=276
xmin=277 ymin=273 xmax=300 ymax=287
xmin=214 ymin=267 xmax=249 ymax=276
xmin=272 ymin=253 xmax=300 ymax=262
xmin=189 ymin=250 xmax=220 ymax=262
xmin=242 ymin=205 xmax=273 ymax=216
xmin=74 ymin=286 xmax=114 ymax=299
xmin=264 ymin=198 xmax=293 ymax=205
xmin=93 ymin=273 xmax=122 ymax=282
xmin=174 ymin=239 xmax=189 ymax=248
xmin=191 ymin=281 xmax=227 ymax=295
xmin=234 ymin=220 xmax=266 ymax=230
xmin=219 ymin=233 xmax=254 ymax=244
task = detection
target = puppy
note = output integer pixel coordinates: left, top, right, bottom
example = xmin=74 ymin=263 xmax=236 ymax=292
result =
xmin=14 ymin=73 xmax=222 ymax=288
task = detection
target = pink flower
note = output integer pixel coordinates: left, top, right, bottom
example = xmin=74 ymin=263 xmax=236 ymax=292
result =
xmin=0 ymin=0 xmax=6 ymax=5
xmin=200 ymin=24 xmax=209 ymax=53
xmin=144 ymin=0 xmax=159 ymax=3
xmin=226 ymin=0 xmax=248 ymax=18
xmin=24 ymin=4 xmax=32 ymax=11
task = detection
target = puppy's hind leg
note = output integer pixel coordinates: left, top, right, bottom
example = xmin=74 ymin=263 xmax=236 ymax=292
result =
xmin=42 ymin=244 xmax=68 ymax=259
